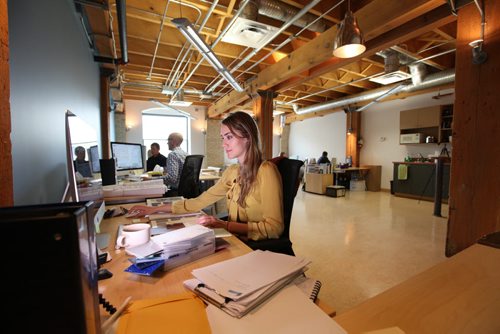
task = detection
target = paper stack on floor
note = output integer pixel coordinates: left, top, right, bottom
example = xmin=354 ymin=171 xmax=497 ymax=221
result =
xmin=184 ymin=250 xmax=310 ymax=318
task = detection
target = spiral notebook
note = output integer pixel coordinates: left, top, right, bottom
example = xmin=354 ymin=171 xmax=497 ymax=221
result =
xmin=294 ymin=275 xmax=322 ymax=302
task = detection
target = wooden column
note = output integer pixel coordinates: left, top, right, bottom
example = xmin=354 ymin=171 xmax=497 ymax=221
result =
xmin=253 ymin=90 xmax=276 ymax=160
xmin=346 ymin=110 xmax=361 ymax=167
xmin=0 ymin=0 xmax=13 ymax=206
xmin=100 ymin=68 xmax=113 ymax=159
xmin=446 ymin=0 xmax=500 ymax=256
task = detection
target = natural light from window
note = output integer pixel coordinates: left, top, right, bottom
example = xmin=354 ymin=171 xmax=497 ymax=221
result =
xmin=142 ymin=113 xmax=189 ymax=157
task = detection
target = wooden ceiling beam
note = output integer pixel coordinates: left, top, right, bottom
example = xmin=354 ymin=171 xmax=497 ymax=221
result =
xmin=275 ymin=4 xmax=455 ymax=93
xmin=208 ymin=0 xmax=448 ymax=118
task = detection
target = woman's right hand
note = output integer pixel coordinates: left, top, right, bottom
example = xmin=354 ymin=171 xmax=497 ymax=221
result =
xmin=125 ymin=203 xmax=172 ymax=218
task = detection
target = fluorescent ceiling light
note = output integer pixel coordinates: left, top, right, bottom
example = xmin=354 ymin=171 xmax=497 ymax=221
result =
xmin=149 ymin=99 xmax=196 ymax=119
xmin=172 ymin=17 xmax=244 ymax=92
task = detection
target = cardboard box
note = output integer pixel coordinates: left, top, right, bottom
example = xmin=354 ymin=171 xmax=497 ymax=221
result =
xmin=305 ymin=173 xmax=334 ymax=194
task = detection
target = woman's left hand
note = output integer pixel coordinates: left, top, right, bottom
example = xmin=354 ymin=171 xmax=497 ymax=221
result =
xmin=198 ymin=215 xmax=228 ymax=229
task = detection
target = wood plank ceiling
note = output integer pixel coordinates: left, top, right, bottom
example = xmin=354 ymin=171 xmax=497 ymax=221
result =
xmin=76 ymin=0 xmax=458 ymax=122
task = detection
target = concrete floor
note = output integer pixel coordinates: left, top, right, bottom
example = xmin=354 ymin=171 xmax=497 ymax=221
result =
xmin=290 ymin=189 xmax=448 ymax=315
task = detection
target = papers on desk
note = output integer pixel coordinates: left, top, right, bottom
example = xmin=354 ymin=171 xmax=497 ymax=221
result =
xmin=206 ymin=285 xmax=347 ymax=334
xmin=124 ymin=225 xmax=215 ymax=274
xmin=184 ymin=250 xmax=311 ymax=318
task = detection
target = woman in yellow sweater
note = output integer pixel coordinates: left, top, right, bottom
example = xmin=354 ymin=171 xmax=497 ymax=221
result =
xmin=127 ymin=112 xmax=284 ymax=241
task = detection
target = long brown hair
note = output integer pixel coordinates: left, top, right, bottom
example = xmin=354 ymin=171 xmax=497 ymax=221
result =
xmin=222 ymin=112 xmax=263 ymax=207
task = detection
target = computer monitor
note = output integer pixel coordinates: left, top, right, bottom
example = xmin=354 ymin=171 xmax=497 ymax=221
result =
xmin=89 ymin=145 xmax=100 ymax=173
xmin=110 ymin=141 xmax=144 ymax=171
xmin=65 ymin=111 xmax=105 ymax=233
xmin=0 ymin=202 xmax=101 ymax=333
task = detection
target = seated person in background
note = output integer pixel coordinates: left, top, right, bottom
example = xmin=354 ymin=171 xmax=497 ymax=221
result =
xmin=317 ymin=151 xmax=330 ymax=164
xmin=164 ymin=133 xmax=187 ymax=191
xmin=127 ymin=112 xmax=284 ymax=241
xmin=73 ymin=146 xmax=92 ymax=178
xmin=146 ymin=142 xmax=167 ymax=172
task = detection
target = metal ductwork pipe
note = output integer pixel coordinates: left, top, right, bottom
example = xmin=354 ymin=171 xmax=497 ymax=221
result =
xmin=241 ymin=0 xmax=328 ymax=33
xmin=295 ymin=69 xmax=455 ymax=115
xmin=381 ymin=49 xmax=400 ymax=73
xmin=409 ymin=62 xmax=427 ymax=85
xmin=116 ymin=0 xmax=128 ymax=64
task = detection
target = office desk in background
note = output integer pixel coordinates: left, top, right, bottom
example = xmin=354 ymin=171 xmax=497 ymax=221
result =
xmin=335 ymin=244 xmax=500 ymax=333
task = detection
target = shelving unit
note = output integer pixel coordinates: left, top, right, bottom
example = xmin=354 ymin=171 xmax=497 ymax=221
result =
xmin=439 ymin=104 xmax=453 ymax=143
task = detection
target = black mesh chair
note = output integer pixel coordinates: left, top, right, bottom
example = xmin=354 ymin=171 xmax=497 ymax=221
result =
xmin=245 ymin=158 xmax=304 ymax=256
xmin=166 ymin=154 xmax=204 ymax=198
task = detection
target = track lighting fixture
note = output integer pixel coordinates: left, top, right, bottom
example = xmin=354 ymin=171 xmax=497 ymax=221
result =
xmin=172 ymin=18 xmax=245 ymax=92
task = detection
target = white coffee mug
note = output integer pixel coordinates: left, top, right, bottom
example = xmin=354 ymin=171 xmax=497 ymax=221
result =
xmin=116 ymin=223 xmax=151 ymax=248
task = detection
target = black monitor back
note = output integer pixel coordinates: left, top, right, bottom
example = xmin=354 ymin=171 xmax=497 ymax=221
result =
xmin=0 ymin=202 xmax=101 ymax=333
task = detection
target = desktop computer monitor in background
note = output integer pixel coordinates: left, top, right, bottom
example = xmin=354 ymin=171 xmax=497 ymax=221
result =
xmin=88 ymin=145 xmax=100 ymax=173
xmin=110 ymin=141 xmax=144 ymax=172
xmin=0 ymin=202 xmax=101 ymax=333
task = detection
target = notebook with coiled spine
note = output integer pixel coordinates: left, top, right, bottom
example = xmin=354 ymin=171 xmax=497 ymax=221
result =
xmin=294 ymin=276 xmax=322 ymax=302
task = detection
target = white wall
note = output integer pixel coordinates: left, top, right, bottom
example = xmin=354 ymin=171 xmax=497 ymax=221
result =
xmin=9 ymin=0 xmax=100 ymax=205
xmin=289 ymin=89 xmax=454 ymax=189
xmin=123 ymin=100 xmax=206 ymax=157
xmin=289 ymin=112 xmax=347 ymax=162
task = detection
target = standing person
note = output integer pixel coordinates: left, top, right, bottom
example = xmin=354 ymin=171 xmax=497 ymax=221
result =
xmin=146 ymin=142 xmax=167 ymax=172
xmin=317 ymin=151 xmax=330 ymax=164
xmin=73 ymin=146 xmax=92 ymax=177
xmin=164 ymin=132 xmax=187 ymax=190
xmin=126 ymin=112 xmax=284 ymax=241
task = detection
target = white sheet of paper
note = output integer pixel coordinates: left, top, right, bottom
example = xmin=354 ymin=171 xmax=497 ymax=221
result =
xmin=206 ymin=285 xmax=347 ymax=334
xmin=192 ymin=250 xmax=310 ymax=300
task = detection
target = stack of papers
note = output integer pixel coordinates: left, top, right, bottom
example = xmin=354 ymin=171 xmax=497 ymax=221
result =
xmin=184 ymin=250 xmax=310 ymax=318
xmin=125 ymin=225 xmax=215 ymax=275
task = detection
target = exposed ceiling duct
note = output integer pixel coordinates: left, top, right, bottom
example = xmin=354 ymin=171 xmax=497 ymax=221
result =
xmin=256 ymin=0 xmax=328 ymax=33
xmin=370 ymin=49 xmax=412 ymax=85
xmin=295 ymin=69 xmax=455 ymax=115
xmin=223 ymin=0 xmax=328 ymax=49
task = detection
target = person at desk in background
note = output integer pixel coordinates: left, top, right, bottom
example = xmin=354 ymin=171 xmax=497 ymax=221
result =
xmin=146 ymin=142 xmax=167 ymax=172
xmin=317 ymin=151 xmax=330 ymax=164
xmin=73 ymin=146 xmax=92 ymax=178
xmin=164 ymin=132 xmax=187 ymax=191
xmin=127 ymin=112 xmax=284 ymax=241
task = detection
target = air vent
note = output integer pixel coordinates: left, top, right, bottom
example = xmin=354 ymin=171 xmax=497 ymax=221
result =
xmin=222 ymin=17 xmax=278 ymax=48
xmin=369 ymin=70 xmax=412 ymax=85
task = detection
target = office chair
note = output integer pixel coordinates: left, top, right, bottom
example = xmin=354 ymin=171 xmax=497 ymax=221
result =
xmin=172 ymin=154 xmax=204 ymax=199
xmin=245 ymin=158 xmax=304 ymax=256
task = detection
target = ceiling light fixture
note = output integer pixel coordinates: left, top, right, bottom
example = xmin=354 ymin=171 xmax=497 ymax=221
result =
xmin=172 ymin=18 xmax=245 ymax=92
xmin=333 ymin=0 xmax=365 ymax=58
xmin=168 ymin=89 xmax=192 ymax=107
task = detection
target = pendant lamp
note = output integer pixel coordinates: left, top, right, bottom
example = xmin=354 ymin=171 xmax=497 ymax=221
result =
xmin=333 ymin=1 xmax=365 ymax=58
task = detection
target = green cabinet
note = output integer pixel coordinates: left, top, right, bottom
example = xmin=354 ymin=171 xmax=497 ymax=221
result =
xmin=393 ymin=163 xmax=449 ymax=201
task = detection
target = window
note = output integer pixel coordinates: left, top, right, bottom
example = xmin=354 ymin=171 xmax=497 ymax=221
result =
xmin=142 ymin=113 xmax=189 ymax=156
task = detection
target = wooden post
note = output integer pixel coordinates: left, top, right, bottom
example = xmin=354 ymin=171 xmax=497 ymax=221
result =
xmin=0 ymin=0 xmax=13 ymax=206
xmin=253 ymin=90 xmax=276 ymax=160
xmin=346 ymin=110 xmax=361 ymax=167
xmin=100 ymin=68 xmax=114 ymax=159
xmin=446 ymin=0 xmax=500 ymax=256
